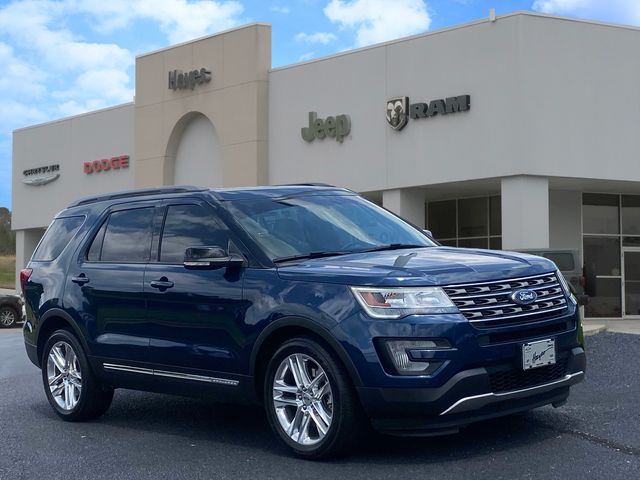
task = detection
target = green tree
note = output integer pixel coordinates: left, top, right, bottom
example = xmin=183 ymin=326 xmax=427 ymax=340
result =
xmin=0 ymin=208 xmax=16 ymax=255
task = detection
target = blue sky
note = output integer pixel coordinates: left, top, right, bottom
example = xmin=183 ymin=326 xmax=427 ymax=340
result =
xmin=2 ymin=0 xmax=640 ymax=210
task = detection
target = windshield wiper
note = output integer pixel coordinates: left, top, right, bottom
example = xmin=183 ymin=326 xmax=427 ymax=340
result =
xmin=357 ymin=243 xmax=427 ymax=253
xmin=273 ymin=251 xmax=351 ymax=263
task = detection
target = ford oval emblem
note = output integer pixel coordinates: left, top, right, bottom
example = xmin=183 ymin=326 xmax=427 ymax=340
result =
xmin=511 ymin=289 xmax=538 ymax=305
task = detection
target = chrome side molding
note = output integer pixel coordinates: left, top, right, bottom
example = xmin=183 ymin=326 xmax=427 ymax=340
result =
xmin=440 ymin=371 xmax=584 ymax=416
xmin=103 ymin=363 xmax=240 ymax=386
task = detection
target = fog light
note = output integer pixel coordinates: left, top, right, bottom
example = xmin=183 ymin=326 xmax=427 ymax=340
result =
xmin=384 ymin=340 xmax=445 ymax=375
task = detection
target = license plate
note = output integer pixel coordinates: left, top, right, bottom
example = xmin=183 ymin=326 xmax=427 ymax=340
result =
xmin=522 ymin=339 xmax=556 ymax=370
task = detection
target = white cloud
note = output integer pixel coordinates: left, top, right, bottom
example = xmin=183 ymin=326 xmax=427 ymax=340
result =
xmin=295 ymin=32 xmax=338 ymax=44
xmin=299 ymin=52 xmax=315 ymax=61
xmin=324 ymin=0 xmax=431 ymax=47
xmin=69 ymin=0 xmax=245 ymax=44
xmin=0 ymin=0 xmax=134 ymax=121
xmin=270 ymin=5 xmax=291 ymax=14
xmin=532 ymin=0 xmax=640 ymax=25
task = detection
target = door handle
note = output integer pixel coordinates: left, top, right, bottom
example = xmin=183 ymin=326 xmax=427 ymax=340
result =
xmin=150 ymin=278 xmax=174 ymax=290
xmin=71 ymin=274 xmax=89 ymax=285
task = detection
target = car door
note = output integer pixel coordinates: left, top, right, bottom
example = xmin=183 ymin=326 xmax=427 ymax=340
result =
xmin=65 ymin=202 xmax=157 ymax=363
xmin=144 ymin=200 xmax=249 ymax=376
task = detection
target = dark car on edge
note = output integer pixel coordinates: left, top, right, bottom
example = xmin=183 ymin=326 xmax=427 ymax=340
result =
xmin=21 ymin=185 xmax=585 ymax=458
xmin=1 ymin=292 xmax=24 ymax=328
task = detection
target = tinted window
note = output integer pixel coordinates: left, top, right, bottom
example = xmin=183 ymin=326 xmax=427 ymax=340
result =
xmin=622 ymin=195 xmax=640 ymax=235
xmin=428 ymin=200 xmax=456 ymax=239
xmin=87 ymin=221 xmax=107 ymax=261
xmin=100 ymin=208 xmax=154 ymax=262
xmin=542 ymin=253 xmax=575 ymax=271
xmin=583 ymin=193 xmax=619 ymax=234
xmin=32 ymin=216 xmax=84 ymax=261
xmin=458 ymin=198 xmax=487 ymax=238
xmin=160 ymin=205 xmax=230 ymax=263
xmin=226 ymin=195 xmax=434 ymax=260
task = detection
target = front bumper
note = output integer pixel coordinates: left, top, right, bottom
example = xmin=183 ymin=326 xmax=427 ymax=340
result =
xmin=358 ymin=346 xmax=586 ymax=435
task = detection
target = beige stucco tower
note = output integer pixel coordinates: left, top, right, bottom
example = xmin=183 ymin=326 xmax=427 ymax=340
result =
xmin=134 ymin=23 xmax=271 ymax=188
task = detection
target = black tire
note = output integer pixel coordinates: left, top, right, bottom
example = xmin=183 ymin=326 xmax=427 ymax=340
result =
xmin=42 ymin=329 xmax=114 ymax=421
xmin=264 ymin=336 xmax=365 ymax=459
xmin=0 ymin=305 xmax=18 ymax=328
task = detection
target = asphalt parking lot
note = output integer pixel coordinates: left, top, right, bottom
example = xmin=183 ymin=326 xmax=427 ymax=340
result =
xmin=1 ymin=330 xmax=638 ymax=480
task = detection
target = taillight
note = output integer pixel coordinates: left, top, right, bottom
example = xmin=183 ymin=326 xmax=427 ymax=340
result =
xmin=19 ymin=268 xmax=32 ymax=293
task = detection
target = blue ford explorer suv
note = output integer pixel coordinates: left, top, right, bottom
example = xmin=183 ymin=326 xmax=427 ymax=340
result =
xmin=22 ymin=185 xmax=585 ymax=458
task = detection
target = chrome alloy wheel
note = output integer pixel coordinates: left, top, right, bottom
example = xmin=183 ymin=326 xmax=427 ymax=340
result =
xmin=46 ymin=341 xmax=82 ymax=411
xmin=0 ymin=309 xmax=15 ymax=327
xmin=272 ymin=353 xmax=333 ymax=446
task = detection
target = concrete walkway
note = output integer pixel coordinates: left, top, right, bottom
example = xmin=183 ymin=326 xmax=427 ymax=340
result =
xmin=584 ymin=319 xmax=640 ymax=335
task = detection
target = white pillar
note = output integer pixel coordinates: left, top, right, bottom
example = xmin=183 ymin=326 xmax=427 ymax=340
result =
xmin=382 ymin=189 xmax=426 ymax=228
xmin=501 ymin=176 xmax=549 ymax=250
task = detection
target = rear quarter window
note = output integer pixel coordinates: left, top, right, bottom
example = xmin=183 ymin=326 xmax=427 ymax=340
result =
xmin=32 ymin=216 xmax=85 ymax=261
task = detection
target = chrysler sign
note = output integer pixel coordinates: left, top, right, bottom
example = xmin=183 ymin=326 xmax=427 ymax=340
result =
xmin=23 ymin=164 xmax=60 ymax=186
xmin=386 ymin=94 xmax=470 ymax=131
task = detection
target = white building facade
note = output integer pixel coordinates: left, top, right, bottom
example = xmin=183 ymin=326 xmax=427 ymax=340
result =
xmin=12 ymin=12 xmax=640 ymax=319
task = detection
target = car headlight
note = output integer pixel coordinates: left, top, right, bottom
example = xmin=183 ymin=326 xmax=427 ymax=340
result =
xmin=350 ymin=286 xmax=458 ymax=319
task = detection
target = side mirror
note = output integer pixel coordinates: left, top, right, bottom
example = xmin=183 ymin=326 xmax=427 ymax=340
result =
xmin=184 ymin=246 xmax=245 ymax=269
xmin=423 ymin=229 xmax=433 ymax=237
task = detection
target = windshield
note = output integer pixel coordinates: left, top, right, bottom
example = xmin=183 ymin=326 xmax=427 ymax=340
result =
xmin=224 ymin=194 xmax=436 ymax=261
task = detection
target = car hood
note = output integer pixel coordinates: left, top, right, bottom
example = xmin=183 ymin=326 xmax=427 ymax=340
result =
xmin=276 ymin=247 xmax=556 ymax=286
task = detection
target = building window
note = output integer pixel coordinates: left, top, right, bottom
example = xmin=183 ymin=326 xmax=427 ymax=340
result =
xmin=582 ymin=193 xmax=640 ymax=318
xmin=426 ymin=196 xmax=501 ymax=249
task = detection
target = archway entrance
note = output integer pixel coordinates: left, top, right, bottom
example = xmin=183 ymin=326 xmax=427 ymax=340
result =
xmin=172 ymin=113 xmax=223 ymax=187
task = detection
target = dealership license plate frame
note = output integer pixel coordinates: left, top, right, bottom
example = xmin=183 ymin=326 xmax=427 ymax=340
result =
xmin=522 ymin=338 xmax=556 ymax=370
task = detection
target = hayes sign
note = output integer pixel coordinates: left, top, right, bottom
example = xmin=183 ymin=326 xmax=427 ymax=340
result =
xmin=386 ymin=94 xmax=470 ymax=131
xmin=168 ymin=68 xmax=212 ymax=90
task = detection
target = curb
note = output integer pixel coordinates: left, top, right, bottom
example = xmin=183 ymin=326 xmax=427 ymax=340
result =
xmin=583 ymin=324 xmax=607 ymax=337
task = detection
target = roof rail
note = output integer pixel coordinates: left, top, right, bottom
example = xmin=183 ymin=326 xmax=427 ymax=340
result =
xmin=68 ymin=186 xmax=205 ymax=207
xmin=280 ymin=183 xmax=338 ymax=188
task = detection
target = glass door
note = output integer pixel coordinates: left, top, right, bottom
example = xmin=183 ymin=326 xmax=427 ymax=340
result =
xmin=623 ymin=248 xmax=640 ymax=317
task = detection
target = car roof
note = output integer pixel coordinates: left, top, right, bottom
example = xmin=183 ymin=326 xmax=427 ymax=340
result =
xmin=66 ymin=184 xmax=354 ymax=208
xmin=213 ymin=184 xmax=354 ymax=201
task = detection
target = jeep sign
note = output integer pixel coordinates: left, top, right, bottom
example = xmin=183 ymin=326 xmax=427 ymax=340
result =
xmin=301 ymin=112 xmax=351 ymax=143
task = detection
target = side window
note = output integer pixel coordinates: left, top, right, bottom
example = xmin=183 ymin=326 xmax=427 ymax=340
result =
xmin=88 ymin=208 xmax=154 ymax=263
xmin=160 ymin=204 xmax=230 ymax=263
xmin=32 ymin=216 xmax=84 ymax=261
xmin=87 ymin=221 xmax=107 ymax=261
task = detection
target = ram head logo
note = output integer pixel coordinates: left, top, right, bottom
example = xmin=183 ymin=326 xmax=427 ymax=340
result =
xmin=386 ymin=96 xmax=409 ymax=131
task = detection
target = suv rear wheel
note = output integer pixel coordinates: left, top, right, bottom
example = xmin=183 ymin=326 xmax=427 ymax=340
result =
xmin=42 ymin=329 xmax=114 ymax=421
xmin=264 ymin=337 xmax=365 ymax=459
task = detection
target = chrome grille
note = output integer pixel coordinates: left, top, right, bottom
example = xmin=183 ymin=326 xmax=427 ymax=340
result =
xmin=443 ymin=272 xmax=568 ymax=328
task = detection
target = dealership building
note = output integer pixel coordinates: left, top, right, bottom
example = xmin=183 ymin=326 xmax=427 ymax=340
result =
xmin=11 ymin=11 xmax=640 ymax=319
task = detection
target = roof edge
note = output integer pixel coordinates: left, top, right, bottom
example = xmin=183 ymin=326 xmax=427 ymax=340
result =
xmin=271 ymin=10 xmax=640 ymax=73
xmin=136 ymin=22 xmax=272 ymax=59
xmin=12 ymin=102 xmax=134 ymax=134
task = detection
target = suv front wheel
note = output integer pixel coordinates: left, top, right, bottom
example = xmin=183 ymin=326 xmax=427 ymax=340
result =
xmin=42 ymin=329 xmax=114 ymax=421
xmin=264 ymin=337 xmax=365 ymax=459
